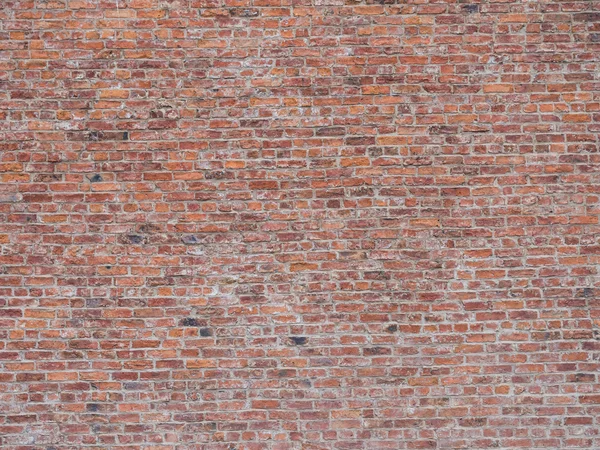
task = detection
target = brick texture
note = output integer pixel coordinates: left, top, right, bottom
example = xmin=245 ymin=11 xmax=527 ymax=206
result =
xmin=1 ymin=0 xmax=600 ymax=449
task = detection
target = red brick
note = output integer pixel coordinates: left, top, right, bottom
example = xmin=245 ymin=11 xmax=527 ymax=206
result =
xmin=0 ymin=2 xmax=598 ymax=449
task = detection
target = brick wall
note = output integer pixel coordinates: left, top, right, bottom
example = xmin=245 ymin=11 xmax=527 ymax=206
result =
xmin=1 ymin=0 xmax=600 ymax=449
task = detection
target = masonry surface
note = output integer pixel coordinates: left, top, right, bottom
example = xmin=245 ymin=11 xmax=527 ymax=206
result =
xmin=1 ymin=0 xmax=600 ymax=449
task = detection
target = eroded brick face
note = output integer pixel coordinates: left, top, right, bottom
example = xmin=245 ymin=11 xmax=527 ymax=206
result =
xmin=1 ymin=0 xmax=600 ymax=449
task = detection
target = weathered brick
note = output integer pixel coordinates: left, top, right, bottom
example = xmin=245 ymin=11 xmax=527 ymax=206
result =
xmin=0 ymin=1 xmax=598 ymax=449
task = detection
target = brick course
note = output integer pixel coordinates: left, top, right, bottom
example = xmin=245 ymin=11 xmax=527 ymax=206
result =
xmin=1 ymin=0 xmax=600 ymax=448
